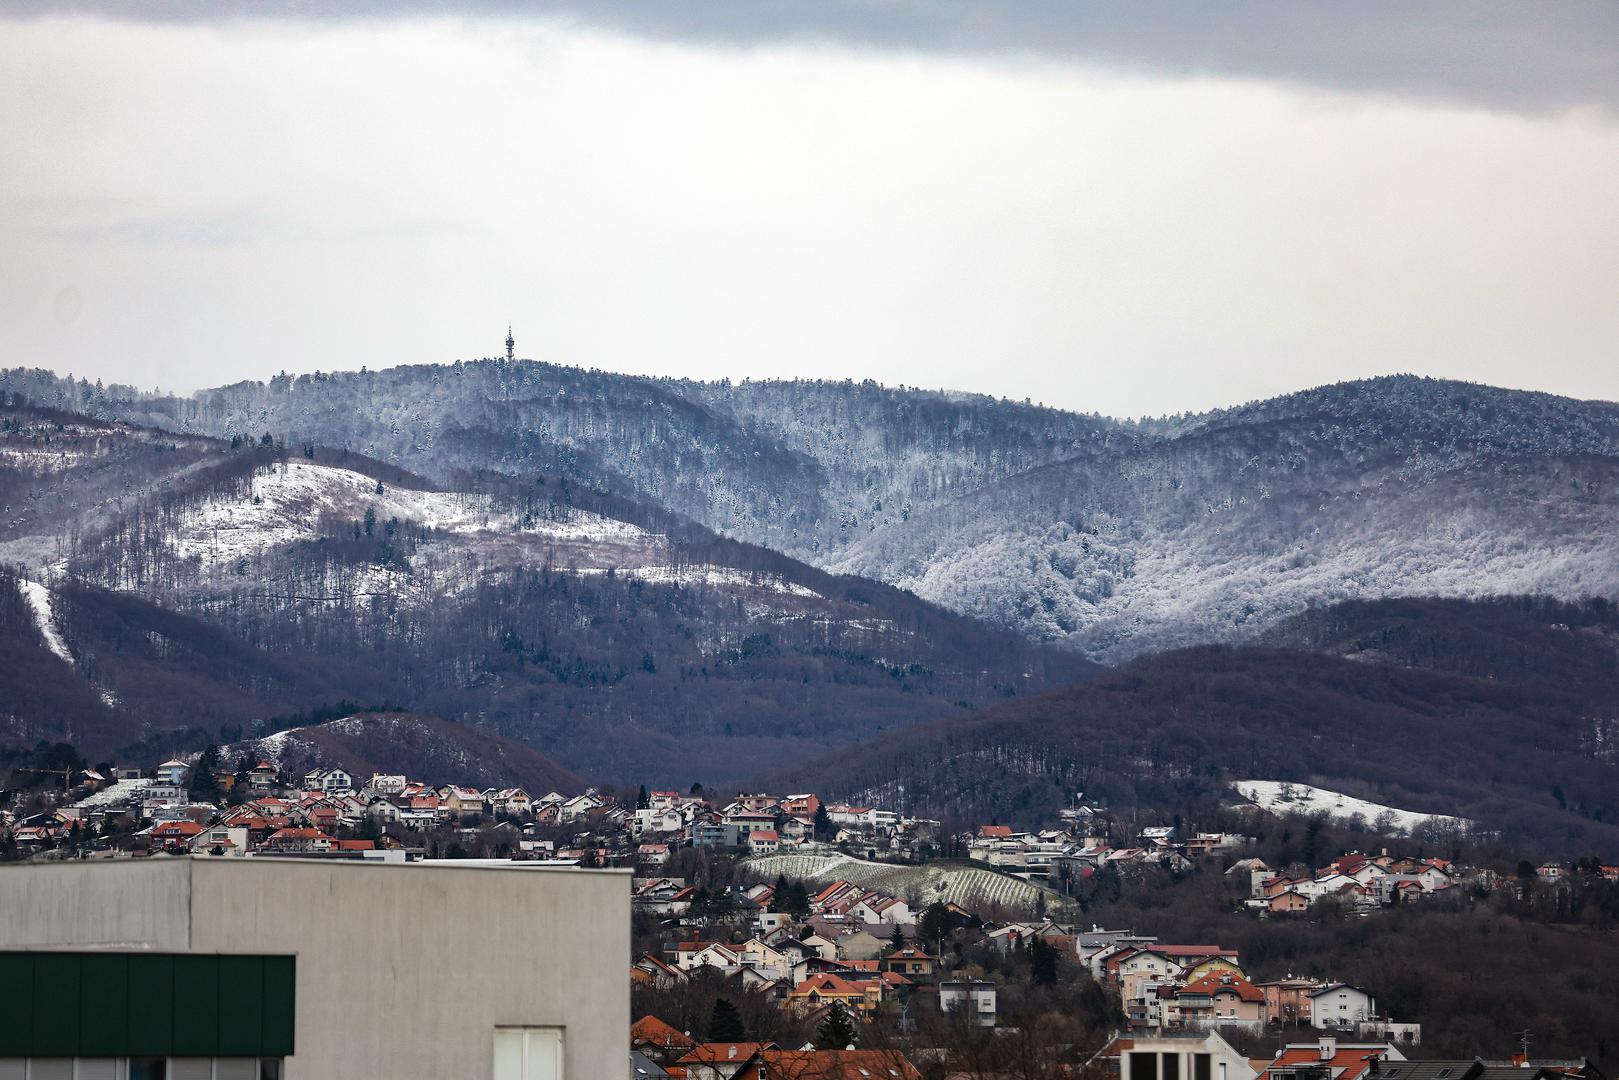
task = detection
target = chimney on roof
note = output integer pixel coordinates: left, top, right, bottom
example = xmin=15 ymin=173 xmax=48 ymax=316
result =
xmin=728 ymin=1046 xmax=737 ymax=1059
xmin=1319 ymin=1036 xmax=1337 ymax=1061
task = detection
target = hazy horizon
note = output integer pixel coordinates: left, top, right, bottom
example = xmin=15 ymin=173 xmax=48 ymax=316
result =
xmin=15 ymin=353 xmax=1619 ymax=424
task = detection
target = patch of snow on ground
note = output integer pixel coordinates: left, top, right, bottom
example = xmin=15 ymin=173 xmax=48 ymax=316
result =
xmin=577 ymin=565 xmax=821 ymax=597
xmin=18 ymin=578 xmax=72 ymax=664
xmin=0 ymin=446 xmax=88 ymax=472
xmin=1233 ymin=779 xmax=1470 ymax=835
xmin=251 ymin=729 xmax=303 ymax=766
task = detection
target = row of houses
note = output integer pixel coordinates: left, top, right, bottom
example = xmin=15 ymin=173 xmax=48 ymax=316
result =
xmin=634 ymin=791 xmax=936 ymax=858
xmin=1236 ymin=851 xmax=1475 ymax=914
xmin=968 ymin=822 xmax=1252 ymax=884
xmin=628 ymin=1026 xmax=922 ymax=1080
xmin=1 ymin=751 xmax=632 ymax=860
xmin=1095 ymin=1032 xmax=1605 ymax=1080
xmin=974 ymin=918 xmax=1415 ymax=1038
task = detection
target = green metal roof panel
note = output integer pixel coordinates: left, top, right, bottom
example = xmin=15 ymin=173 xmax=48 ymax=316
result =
xmin=213 ymin=955 xmax=262 ymax=1058
xmin=0 ymin=953 xmax=33 ymax=1056
xmin=125 ymin=954 xmax=177 ymax=1057
xmin=172 ymin=954 xmax=222 ymax=1056
xmin=259 ymin=955 xmax=296 ymax=1058
xmin=76 ymin=953 xmax=129 ymax=1058
xmin=0 ymin=952 xmax=294 ymax=1058
xmin=31 ymin=954 xmax=81 ymax=1056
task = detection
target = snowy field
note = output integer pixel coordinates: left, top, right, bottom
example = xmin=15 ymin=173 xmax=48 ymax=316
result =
xmin=1232 ymin=779 xmax=1470 ymax=835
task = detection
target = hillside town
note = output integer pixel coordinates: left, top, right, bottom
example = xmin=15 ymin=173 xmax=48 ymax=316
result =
xmin=5 ymin=749 xmax=1616 ymax=1078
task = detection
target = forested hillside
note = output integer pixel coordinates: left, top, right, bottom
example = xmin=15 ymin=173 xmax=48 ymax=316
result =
xmin=8 ymin=368 xmax=1615 ymax=662
xmin=837 ymin=376 xmax=1619 ymax=657
xmin=1262 ymin=595 xmax=1619 ymax=688
xmin=0 ymin=397 xmax=1094 ymax=782
xmin=0 ymin=363 xmax=1137 ymax=562
xmin=227 ymin=712 xmax=585 ymax=796
xmin=772 ymin=613 xmax=1619 ymax=855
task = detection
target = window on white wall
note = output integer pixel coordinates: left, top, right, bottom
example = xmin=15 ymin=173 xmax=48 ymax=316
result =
xmin=493 ymin=1028 xmax=563 ymax=1080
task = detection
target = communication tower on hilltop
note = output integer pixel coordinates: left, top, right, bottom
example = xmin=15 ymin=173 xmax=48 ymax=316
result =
xmin=505 ymin=325 xmax=515 ymax=362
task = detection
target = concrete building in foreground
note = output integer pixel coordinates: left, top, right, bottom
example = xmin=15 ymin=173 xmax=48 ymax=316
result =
xmin=0 ymin=858 xmax=629 ymax=1079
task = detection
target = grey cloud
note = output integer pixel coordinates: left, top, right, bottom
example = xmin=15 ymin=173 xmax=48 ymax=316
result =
xmin=1 ymin=1 xmax=1615 ymax=115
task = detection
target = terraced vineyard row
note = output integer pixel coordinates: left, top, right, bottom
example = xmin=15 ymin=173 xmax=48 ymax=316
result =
xmin=742 ymin=852 xmax=1072 ymax=917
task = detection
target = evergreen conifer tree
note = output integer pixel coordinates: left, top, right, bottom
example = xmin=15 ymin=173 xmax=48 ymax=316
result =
xmin=707 ymin=998 xmax=746 ymax=1042
xmin=815 ymin=1002 xmax=857 ymax=1050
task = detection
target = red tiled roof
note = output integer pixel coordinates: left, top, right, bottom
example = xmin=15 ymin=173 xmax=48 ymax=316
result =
xmin=631 ymin=1015 xmax=694 ymax=1050
xmin=1266 ymin=1045 xmax=1393 ymax=1080
xmin=1159 ymin=945 xmax=1238 ymax=956
xmin=793 ymin=974 xmax=866 ymax=997
xmin=1179 ymin=972 xmax=1264 ymax=1003
xmin=762 ymin=1049 xmax=921 ymax=1079
xmin=152 ymin=821 xmax=203 ymax=837
xmin=978 ymin=825 xmax=1012 ymax=838
xmin=677 ymin=1043 xmax=775 ymax=1065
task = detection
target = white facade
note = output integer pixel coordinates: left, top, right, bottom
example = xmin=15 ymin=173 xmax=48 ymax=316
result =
xmin=939 ymin=980 xmax=997 ymax=1027
xmin=1311 ymin=984 xmax=1377 ymax=1029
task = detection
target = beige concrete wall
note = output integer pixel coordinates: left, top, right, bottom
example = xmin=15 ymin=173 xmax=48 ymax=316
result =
xmin=0 ymin=859 xmax=191 ymax=950
xmin=189 ymin=860 xmax=629 ymax=1080
xmin=0 ymin=859 xmax=631 ymax=1080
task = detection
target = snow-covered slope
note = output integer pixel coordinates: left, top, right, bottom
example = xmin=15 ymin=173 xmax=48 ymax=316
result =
xmin=90 ymin=460 xmax=825 ymax=606
xmin=1232 ymin=779 xmax=1471 ymax=835
xmin=172 ymin=461 xmax=646 ymax=568
xmin=18 ymin=578 xmax=72 ymax=664
xmin=836 ymin=377 xmax=1619 ymax=659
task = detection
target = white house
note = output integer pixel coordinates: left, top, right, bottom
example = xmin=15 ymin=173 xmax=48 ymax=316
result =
xmin=154 ymin=759 xmax=191 ymax=788
xmin=303 ymin=768 xmax=354 ymax=795
xmin=188 ymin=826 xmax=249 ymax=857
xmin=939 ymin=980 xmax=997 ymax=1027
xmin=1310 ymin=984 xmax=1377 ymax=1029
xmin=364 ymin=774 xmax=408 ymax=797
xmin=635 ymin=808 xmax=685 ymax=835
xmin=559 ymin=793 xmax=603 ymax=821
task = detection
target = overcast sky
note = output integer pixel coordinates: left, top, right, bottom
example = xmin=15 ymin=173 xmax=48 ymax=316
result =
xmin=1 ymin=3 xmax=1616 ymax=417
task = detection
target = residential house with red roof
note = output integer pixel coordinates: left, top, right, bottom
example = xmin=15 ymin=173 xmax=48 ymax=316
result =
xmin=632 ymin=1015 xmax=696 ymax=1063
xmin=1174 ymin=972 xmax=1265 ymax=1029
xmin=788 ymin=973 xmax=877 ymax=1014
xmin=760 ymin=1049 xmax=920 ymax=1079
xmin=676 ymin=1042 xmax=779 ymax=1080
xmin=1262 ymin=1038 xmax=1406 ymax=1080
xmin=261 ymin=827 xmax=335 ymax=853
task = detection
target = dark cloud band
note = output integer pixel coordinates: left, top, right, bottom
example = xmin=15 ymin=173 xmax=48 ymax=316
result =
xmin=2 ymin=0 xmax=1614 ymax=115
